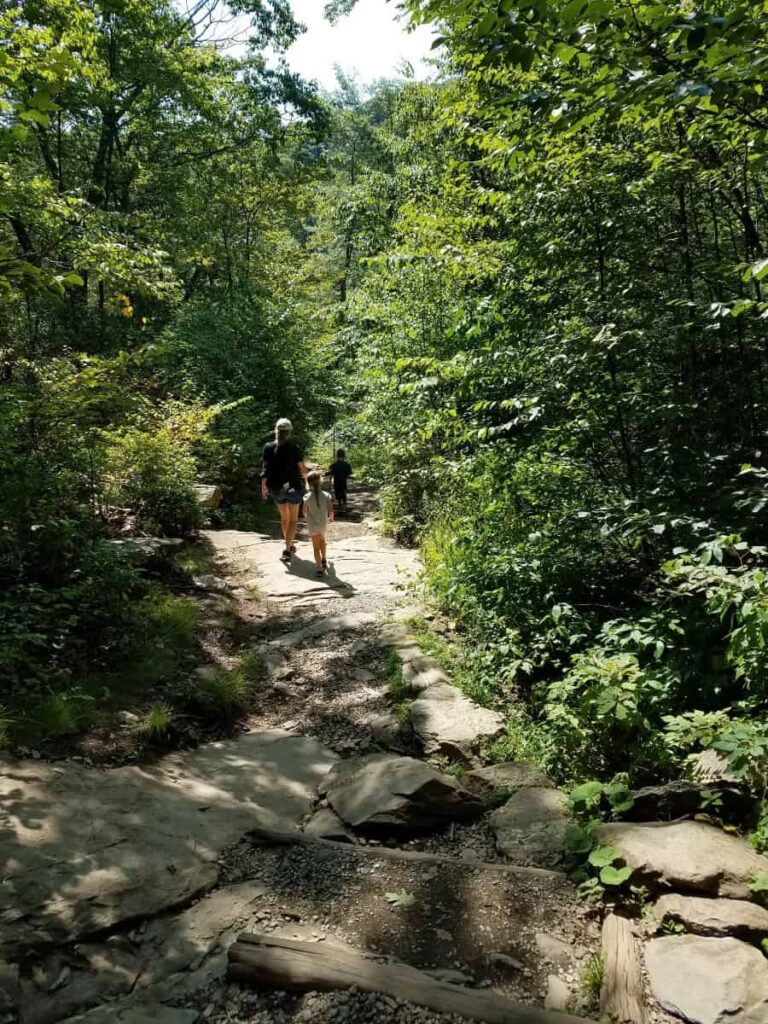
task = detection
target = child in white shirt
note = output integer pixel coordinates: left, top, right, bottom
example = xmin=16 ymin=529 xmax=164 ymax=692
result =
xmin=305 ymin=470 xmax=334 ymax=576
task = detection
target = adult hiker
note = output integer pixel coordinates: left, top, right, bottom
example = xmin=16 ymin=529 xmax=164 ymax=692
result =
xmin=261 ymin=418 xmax=307 ymax=563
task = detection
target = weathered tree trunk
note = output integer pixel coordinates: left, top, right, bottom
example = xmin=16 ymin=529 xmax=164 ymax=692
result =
xmin=599 ymin=914 xmax=647 ymax=1024
xmin=229 ymin=933 xmax=597 ymax=1024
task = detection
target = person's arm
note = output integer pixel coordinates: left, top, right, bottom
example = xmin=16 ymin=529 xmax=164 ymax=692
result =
xmin=260 ymin=447 xmax=269 ymax=500
xmin=327 ymin=494 xmax=335 ymax=523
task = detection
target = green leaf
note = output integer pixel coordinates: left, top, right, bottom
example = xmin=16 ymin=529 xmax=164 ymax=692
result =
xmin=571 ymin=780 xmax=604 ymax=806
xmin=743 ymin=258 xmax=768 ymax=283
xmin=599 ymin=865 xmax=632 ymax=886
xmin=385 ymin=889 xmax=415 ymax=907
xmin=588 ymin=844 xmax=621 ymax=868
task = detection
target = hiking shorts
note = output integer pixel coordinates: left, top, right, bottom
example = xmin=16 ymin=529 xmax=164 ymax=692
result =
xmin=272 ymin=487 xmax=304 ymax=505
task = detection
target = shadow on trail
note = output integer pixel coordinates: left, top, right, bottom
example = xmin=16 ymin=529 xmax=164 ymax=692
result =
xmin=285 ymin=555 xmax=356 ymax=598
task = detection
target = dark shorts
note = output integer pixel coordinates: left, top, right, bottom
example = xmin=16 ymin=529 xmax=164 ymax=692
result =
xmin=272 ymin=487 xmax=304 ymax=505
xmin=333 ymin=483 xmax=348 ymax=501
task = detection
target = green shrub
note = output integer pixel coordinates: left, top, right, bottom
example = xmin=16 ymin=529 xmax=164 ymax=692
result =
xmin=102 ymin=402 xmax=222 ymax=536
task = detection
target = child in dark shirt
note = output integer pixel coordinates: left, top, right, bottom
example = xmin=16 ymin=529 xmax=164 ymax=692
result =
xmin=328 ymin=448 xmax=353 ymax=514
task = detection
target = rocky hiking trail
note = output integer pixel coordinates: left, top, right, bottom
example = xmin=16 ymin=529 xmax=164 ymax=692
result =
xmin=3 ymin=488 xmax=768 ymax=1024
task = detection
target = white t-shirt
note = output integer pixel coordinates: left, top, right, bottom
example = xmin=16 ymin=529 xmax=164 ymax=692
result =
xmin=305 ymin=489 xmax=332 ymax=535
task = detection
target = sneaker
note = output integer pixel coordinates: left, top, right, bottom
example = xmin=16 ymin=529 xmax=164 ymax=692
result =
xmin=315 ymin=568 xmax=324 ymax=578
xmin=280 ymin=549 xmax=292 ymax=562
xmin=322 ymin=559 xmax=328 ymax=570
xmin=290 ymin=544 xmax=296 ymax=553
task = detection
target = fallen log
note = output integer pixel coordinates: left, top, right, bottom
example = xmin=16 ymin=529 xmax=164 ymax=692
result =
xmin=247 ymin=824 xmax=564 ymax=879
xmin=600 ymin=914 xmax=647 ymax=1024
xmin=229 ymin=932 xmax=597 ymax=1024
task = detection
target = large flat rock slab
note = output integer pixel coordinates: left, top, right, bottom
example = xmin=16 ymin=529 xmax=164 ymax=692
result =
xmin=21 ymin=881 xmax=267 ymax=1024
xmin=654 ymin=894 xmax=768 ymax=944
xmin=205 ymin=529 xmax=418 ymax=608
xmin=595 ymin=820 xmax=768 ymax=898
xmin=0 ymin=733 xmax=337 ymax=952
xmin=320 ymin=753 xmax=484 ymax=832
xmin=490 ymin=788 xmax=569 ymax=867
xmin=646 ymin=934 xmax=768 ymax=1024
xmin=409 ymin=682 xmax=504 ymax=759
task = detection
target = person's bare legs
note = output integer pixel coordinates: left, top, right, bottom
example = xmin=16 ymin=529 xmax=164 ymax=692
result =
xmin=277 ymin=503 xmax=291 ymax=551
xmin=311 ymin=535 xmax=323 ymax=569
xmin=319 ymin=534 xmax=327 ymax=567
xmin=285 ymin=502 xmax=299 ymax=551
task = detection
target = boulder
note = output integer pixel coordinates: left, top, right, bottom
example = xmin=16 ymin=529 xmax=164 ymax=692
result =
xmin=320 ymin=753 xmax=483 ymax=832
xmin=304 ymin=808 xmax=356 ymax=844
xmin=627 ymin=779 xmax=754 ymax=824
xmin=464 ymin=762 xmax=553 ymax=795
xmin=490 ymin=788 xmax=569 ymax=867
xmin=645 ymin=934 xmax=768 ymax=1024
xmin=193 ymin=484 xmax=222 ymax=510
xmin=409 ymin=683 xmax=504 ymax=760
xmin=653 ymin=894 xmax=768 ymax=944
xmin=595 ymin=820 xmax=768 ymax=898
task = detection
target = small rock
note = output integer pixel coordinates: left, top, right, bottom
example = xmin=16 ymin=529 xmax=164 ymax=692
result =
xmin=304 ymin=808 xmax=356 ymax=845
xmin=545 ymin=975 xmax=570 ymax=1011
xmin=535 ymin=932 xmax=574 ymax=966
xmin=353 ymin=667 xmax=376 ymax=682
xmin=192 ymin=574 xmax=230 ymax=594
xmin=272 ymin=681 xmax=300 ymax=699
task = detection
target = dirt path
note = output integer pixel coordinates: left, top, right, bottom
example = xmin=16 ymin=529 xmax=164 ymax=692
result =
xmin=0 ymin=489 xmax=600 ymax=1024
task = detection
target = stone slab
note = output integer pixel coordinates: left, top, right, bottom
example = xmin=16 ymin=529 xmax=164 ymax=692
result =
xmin=645 ymin=934 xmax=768 ymax=1024
xmin=0 ymin=733 xmax=337 ymax=952
xmin=653 ymin=894 xmax=768 ymax=943
xmin=595 ymin=820 xmax=768 ymax=898
xmin=23 ymin=881 xmax=266 ymax=1024
xmin=409 ymin=682 xmax=504 ymax=759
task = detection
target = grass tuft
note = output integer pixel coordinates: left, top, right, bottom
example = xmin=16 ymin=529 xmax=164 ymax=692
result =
xmin=138 ymin=701 xmax=175 ymax=740
xmin=580 ymin=953 xmax=604 ymax=1004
